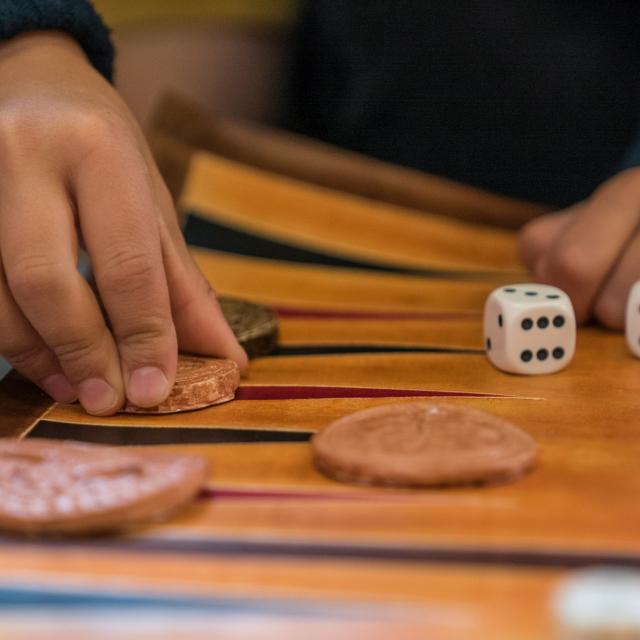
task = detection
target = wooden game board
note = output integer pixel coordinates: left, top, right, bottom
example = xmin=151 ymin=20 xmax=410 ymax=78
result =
xmin=0 ymin=148 xmax=638 ymax=638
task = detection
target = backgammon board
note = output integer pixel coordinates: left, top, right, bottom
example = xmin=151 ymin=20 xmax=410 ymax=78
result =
xmin=0 ymin=149 xmax=638 ymax=639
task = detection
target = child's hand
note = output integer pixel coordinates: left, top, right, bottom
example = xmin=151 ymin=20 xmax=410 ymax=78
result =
xmin=0 ymin=32 xmax=247 ymax=415
xmin=518 ymin=168 xmax=640 ymax=330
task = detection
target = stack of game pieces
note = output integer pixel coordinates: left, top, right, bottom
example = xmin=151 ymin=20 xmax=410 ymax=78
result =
xmin=219 ymin=297 xmax=279 ymax=359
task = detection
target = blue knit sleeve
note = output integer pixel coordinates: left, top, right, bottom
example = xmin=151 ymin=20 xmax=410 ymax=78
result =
xmin=617 ymin=128 xmax=640 ymax=173
xmin=0 ymin=1 xmax=114 ymax=81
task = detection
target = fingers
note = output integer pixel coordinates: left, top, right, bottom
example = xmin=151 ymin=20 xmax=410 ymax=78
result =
xmin=531 ymin=172 xmax=640 ymax=323
xmin=152 ymin=175 xmax=248 ymax=372
xmin=518 ymin=208 xmax=576 ymax=273
xmin=73 ymin=137 xmax=178 ymax=407
xmin=0 ymin=175 xmax=124 ymax=414
xmin=593 ymin=230 xmax=640 ymax=329
xmin=0 ymin=261 xmax=76 ymax=403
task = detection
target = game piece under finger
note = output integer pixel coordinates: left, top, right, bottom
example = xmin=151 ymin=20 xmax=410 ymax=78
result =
xmin=0 ymin=438 xmax=208 ymax=536
xmin=219 ymin=297 xmax=279 ymax=359
xmin=122 ymin=355 xmax=240 ymax=414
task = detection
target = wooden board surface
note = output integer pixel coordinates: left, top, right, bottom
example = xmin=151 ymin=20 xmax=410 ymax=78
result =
xmin=0 ymin=543 xmax=560 ymax=640
xmin=0 ymin=150 xmax=638 ymax=637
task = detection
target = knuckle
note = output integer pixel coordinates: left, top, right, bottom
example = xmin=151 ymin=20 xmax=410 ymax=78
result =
xmin=543 ymin=245 xmax=595 ymax=292
xmin=0 ymin=106 xmax=31 ymax=149
xmin=1 ymin=341 xmax=45 ymax=373
xmin=117 ymin=317 xmax=171 ymax=348
xmin=74 ymin=108 xmax=127 ymax=147
xmin=67 ymin=109 xmax=133 ymax=168
xmin=51 ymin=333 xmax=102 ymax=369
xmin=0 ymin=102 xmax=53 ymax=148
xmin=6 ymin=254 xmax=67 ymax=299
xmin=99 ymin=247 xmax=156 ymax=296
xmin=0 ymin=104 xmax=126 ymax=161
xmin=115 ymin=316 xmax=175 ymax=368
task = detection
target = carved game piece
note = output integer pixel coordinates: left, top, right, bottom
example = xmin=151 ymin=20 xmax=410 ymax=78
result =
xmin=313 ymin=403 xmax=537 ymax=487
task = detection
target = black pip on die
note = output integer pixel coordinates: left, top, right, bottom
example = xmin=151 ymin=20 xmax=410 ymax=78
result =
xmin=483 ymin=284 xmax=576 ymax=375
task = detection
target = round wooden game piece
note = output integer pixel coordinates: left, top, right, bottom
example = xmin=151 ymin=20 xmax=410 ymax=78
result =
xmin=123 ymin=355 xmax=240 ymax=414
xmin=0 ymin=438 xmax=208 ymax=535
xmin=313 ymin=403 xmax=537 ymax=487
xmin=218 ymin=296 xmax=278 ymax=359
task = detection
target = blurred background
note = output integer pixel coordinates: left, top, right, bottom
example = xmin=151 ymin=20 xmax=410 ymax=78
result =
xmin=92 ymin=0 xmax=297 ymax=126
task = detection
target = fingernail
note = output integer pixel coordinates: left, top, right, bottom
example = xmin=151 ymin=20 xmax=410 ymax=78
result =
xmin=41 ymin=373 xmax=77 ymax=403
xmin=77 ymin=378 xmax=119 ymax=415
xmin=127 ymin=367 xmax=170 ymax=407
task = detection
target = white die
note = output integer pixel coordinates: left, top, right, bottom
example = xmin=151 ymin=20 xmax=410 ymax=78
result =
xmin=625 ymin=282 xmax=640 ymax=357
xmin=483 ymin=283 xmax=576 ymax=375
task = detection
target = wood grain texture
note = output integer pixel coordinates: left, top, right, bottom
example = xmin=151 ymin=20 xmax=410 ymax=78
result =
xmin=0 ymin=370 xmax=53 ymax=438
xmin=0 ymin=544 xmax=558 ymax=639
xmin=0 ymin=145 xmax=637 ymax=637
xmin=191 ymin=249 xmax=512 ymax=312
xmin=182 ymin=152 xmax=521 ymax=273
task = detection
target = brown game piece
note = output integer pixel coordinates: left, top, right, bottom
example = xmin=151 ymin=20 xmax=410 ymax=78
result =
xmin=313 ymin=403 xmax=537 ymax=487
xmin=0 ymin=438 xmax=208 ymax=535
xmin=123 ymin=355 xmax=240 ymax=414
xmin=219 ymin=296 xmax=279 ymax=359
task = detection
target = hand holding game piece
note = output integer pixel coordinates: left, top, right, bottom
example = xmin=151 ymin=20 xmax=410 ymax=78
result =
xmin=0 ymin=438 xmax=208 ymax=536
xmin=0 ymin=32 xmax=246 ymax=417
xmin=313 ymin=403 xmax=537 ymax=488
xmin=122 ymin=354 xmax=240 ymax=414
xmin=484 ymin=284 xmax=576 ymax=375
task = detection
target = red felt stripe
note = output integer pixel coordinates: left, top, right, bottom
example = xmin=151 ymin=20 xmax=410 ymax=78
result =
xmin=199 ymin=487 xmax=371 ymax=501
xmin=273 ymin=305 xmax=480 ymax=320
xmin=199 ymin=487 xmax=434 ymax=502
xmin=235 ymin=385 xmax=506 ymax=400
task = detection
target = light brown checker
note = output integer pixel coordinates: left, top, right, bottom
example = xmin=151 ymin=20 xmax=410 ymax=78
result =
xmin=143 ymin=431 xmax=640 ymax=557
xmin=123 ymin=355 xmax=239 ymax=414
xmin=312 ymin=403 xmax=538 ymax=488
xmin=35 ymin=389 xmax=640 ymax=559
xmin=0 ymin=439 xmax=208 ymax=535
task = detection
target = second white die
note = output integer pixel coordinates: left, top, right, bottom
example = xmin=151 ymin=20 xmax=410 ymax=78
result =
xmin=483 ymin=283 xmax=576 ymax=375
xmin=625 ymin=282 xmax=640 ymax=358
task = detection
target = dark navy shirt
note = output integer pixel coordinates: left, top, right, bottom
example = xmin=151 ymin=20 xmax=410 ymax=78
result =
xmin=287 ymin=2 xmax=640 ymax=206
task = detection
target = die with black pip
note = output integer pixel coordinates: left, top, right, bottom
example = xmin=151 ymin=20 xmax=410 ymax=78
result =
xmin=483 ymin=284 xmax=576 ymax=375
xmin=625 ymin=282 xmax=640 ymax=358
